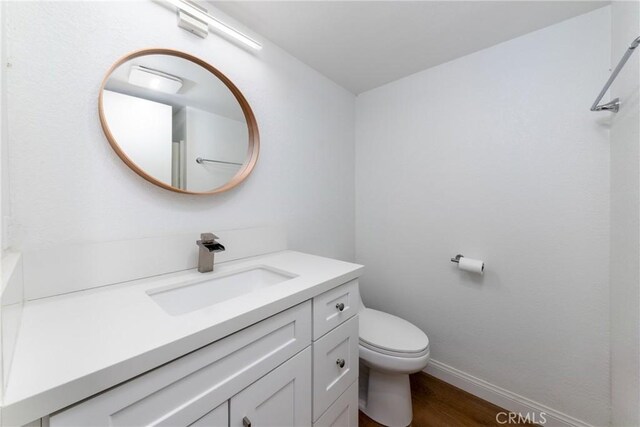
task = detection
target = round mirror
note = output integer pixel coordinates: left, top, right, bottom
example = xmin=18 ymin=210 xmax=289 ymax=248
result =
xmin=99 ymin=49 xmax=259 ymax=194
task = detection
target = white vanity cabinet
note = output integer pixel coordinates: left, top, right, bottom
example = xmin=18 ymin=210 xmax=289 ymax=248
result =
xmin=46 ymin=281 xmax=360 ymax=427
xmin=49 ymin=302 xmax=312 ymax=427
xmin=311 ymin=279 xmax=360 ymax=427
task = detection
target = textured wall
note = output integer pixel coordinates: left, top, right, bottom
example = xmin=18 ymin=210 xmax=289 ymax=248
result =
xmin=610 ymin=1 xmax=640 ymax=425
xmin=1 ymin=1 xmax=8 ymax=252
xmin=355 ymin=8 xmax=610 ymax=425
xmin=4 ymin=2 xmax=355 ymax=264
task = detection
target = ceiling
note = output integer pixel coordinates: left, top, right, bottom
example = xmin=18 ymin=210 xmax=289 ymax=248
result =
xmin=212 ymin=1 xmax=609 ymax=94
xmin=105 ymin=53 xmax=245 ymax=121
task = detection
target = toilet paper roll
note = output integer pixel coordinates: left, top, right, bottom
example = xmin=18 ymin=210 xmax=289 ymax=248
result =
xmin=458 ymin=257 xmax=484 ymax=274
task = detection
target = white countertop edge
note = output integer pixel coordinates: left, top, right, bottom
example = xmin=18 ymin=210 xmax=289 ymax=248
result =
xmin=2 ymin=251 xmax=363 ymax=426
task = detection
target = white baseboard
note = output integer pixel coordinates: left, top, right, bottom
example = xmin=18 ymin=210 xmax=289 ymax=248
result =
xmin=424 ymin=359 xmax=595 ymax=427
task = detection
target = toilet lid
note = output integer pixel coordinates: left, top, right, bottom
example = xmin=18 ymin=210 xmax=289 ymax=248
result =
xmin=359 ymin=308 xmax=429 ymax=354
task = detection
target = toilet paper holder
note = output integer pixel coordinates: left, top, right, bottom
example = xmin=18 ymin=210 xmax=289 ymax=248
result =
xmin=451 ymin=254 xmax=485 ymax=274
xmin=450 ymin=254 xmax=464 ymax=263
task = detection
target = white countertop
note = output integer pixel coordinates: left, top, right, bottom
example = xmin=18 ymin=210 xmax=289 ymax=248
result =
xmin=2 ymin=250 xmax=363 ymax=426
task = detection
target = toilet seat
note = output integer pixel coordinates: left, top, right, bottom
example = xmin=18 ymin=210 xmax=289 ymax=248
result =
xmin=359 ymin=343 xmax=430 ymax=374
xmin=359 ymin=340 xmax=429 ymax=358
xmin=359 ymin=308 xmax=429 ymax=357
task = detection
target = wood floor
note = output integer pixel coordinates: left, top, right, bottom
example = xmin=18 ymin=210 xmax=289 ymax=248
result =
xmin=358 ymin=373 xmax=534 ymax=427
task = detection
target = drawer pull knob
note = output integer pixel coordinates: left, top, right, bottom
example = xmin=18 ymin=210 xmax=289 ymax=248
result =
xmin=336 ymin=358 xmax=346 ymax=368
xmin=243 ymin=416 xmax=252 ymax=427
xmin=336 ymin=303 xmax=345 ymax=312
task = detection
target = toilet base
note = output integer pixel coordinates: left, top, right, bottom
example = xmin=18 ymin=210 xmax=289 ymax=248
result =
xmin=359 ymin=368 xmax=413 ymax=427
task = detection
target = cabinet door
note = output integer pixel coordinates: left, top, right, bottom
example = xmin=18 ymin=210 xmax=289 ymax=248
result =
xmin=230 ymin=347 xmax=311 ymax=427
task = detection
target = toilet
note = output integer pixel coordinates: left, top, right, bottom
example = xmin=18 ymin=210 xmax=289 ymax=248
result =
xmin=358 ymin=296 xmax=430 ymax=427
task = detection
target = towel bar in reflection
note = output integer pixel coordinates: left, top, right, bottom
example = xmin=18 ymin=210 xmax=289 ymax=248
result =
xmin=195 ymin=157 xmax=243 ymax=166
xmin=591 ymin=35 xmax=640 ymax=113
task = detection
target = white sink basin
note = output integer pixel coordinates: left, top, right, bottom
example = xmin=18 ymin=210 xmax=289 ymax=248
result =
xmin=147 ymin=266 xmax=297 ymax=315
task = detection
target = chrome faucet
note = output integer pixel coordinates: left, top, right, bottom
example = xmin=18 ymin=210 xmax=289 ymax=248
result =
xmin=196 ymin=233 xmax=225 ymax=273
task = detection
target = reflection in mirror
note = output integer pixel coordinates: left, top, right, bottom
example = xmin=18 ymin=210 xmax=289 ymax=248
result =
xmin=100 ymin=50 xmax=258 ymax=194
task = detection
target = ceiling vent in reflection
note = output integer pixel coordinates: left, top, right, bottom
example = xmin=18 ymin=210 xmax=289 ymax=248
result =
xmin=128 ymin=65 xmax=183 ymax=94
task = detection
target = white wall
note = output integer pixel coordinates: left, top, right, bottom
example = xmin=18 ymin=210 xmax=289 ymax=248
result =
xmin=355 ymin=8 xmax=611 ymax=425
xmin=0 ymin=0 xmax=5 ymax=412
xmin=1 ymin=0 xmax=8 ymax=253
xmin=610 ymin=1 xmax=640 ymax=425
xmin=102 ymin=90 xmax=173 ymax=184
xmin=3 ymin=2 xmax=355 ymax=267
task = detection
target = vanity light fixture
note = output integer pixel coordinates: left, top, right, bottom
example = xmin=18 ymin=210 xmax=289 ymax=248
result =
xmin=177 ymin=2 xmax=209 ymax=39
xmin=128 ymin=65 xmax=183 ymax=94
xmin=164 ymin=0 xmax=263 ymax=51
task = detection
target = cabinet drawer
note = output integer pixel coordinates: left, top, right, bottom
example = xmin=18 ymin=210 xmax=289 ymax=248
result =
xmin=313 ymin=280 xmax=359 ymax=339
xmin=50 ymin=302 xmax=311 ymax=427
xmin=312 ymin=315 xmax=359 ymax=421
xmin=313 ymin=381 xmax=358 ymax=427
xmin=191 ymin=401 xmax=228 ymax=427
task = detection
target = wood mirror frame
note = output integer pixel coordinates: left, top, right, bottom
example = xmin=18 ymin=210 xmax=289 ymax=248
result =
xmin=98 ymin=48 xmax=259 ymax=195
